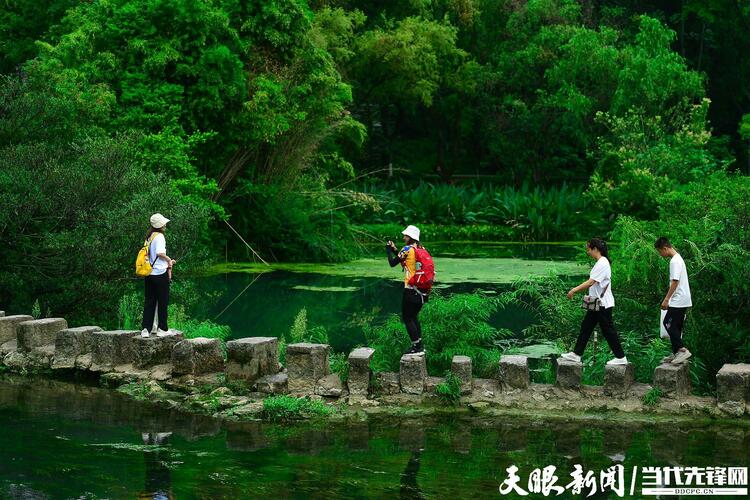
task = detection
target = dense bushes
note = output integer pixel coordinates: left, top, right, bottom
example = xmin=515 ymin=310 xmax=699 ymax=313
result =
xmin=0 ymin=75 xmax=212 ymax=325
xmin=611 ymin=173 xmax=750 ymax=381
xmin=347 ymin=181 xmax=599 ymax=241
xmin=497 ymin=172 xmax=750 ymax=391
xmin=365 ymin=292 xmax=510 ymax=378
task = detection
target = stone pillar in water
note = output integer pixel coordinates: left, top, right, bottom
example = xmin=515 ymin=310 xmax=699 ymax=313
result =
xmin=604 ymin=363 xmax=634 ymax=396
xmin=286 ymin=342 xmax=329 ymax=394
xmin=17 ymin=318 xmax=68 ymax=353
xmin=0 ymin=315 xmax=34 ymax=345
xmin=226 ymin=337 xmax=280 ymax=384
xmin=653 ymin=362 xmax=692 ymax=396
xmin=52 ymin=326 xmax=102 ymax=369
xmin=498 ymin=355 xmax=530 ymax=390
xmin=451 ymin=355 xmax=473 ymax=394
xmin=172 ymin=337 xmax=226 ymax=376
xmin=400 ymin=354 xmax=426 ymax=395
xmin=91 ymin=330 xmax=139 ymax=371
xmin=132 ymin=331 xmax=183 ymax=369
xmin=555 ymin=357 xmax=582 ymax=390
xmin=716 ymin=363 xmax=750 ymax=416
xmin=348 ymin=347 xmax=375 ymax=397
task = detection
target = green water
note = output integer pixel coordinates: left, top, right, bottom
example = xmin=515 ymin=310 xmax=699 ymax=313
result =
xmin=192 ymin=243 xmax=585 ymax=351
xmin=1 ymin=376 xmax=748 ymax=499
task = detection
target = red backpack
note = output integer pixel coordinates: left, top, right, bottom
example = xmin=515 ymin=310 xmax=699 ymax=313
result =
xmin=408 ymin=246 xmax=435 ymax=293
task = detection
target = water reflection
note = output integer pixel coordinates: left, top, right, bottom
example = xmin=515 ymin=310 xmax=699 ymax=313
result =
xmin=139 ymin=432 xmax=173 ymax=500
xmin=0 ymin=375 xmax=748 ymax=498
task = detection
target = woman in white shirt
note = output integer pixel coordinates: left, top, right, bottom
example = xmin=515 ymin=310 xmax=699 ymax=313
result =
xmin=561 ymin=238 xmax=628 ymax=365
xmin=141 ymin=213 xmax=176 ymax=338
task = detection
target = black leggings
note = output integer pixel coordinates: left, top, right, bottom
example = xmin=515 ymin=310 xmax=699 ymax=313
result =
xmin=573 ymin=307 xmax=625 ymax=358
xmin=402 ymin=289 xmax=424 ymax=343
xmin=663 ymin=307 xmax=688 ymax=354
xmin=142 ymin=273 xmax=170 ymax=331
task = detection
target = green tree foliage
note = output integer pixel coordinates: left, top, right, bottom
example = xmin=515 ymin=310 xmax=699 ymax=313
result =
xmin=28 ymin=0 xmax=358 ymax=194
xmin=0 ymin=75 xmax=211 ymax=323
xmin=0 ymin=0 xmax=76 ymax=73
xmin=588 ymin=99 xmax=728 ymax=219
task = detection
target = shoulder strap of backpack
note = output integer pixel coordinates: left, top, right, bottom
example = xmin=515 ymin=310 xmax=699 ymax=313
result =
xmin=147 ymin=233 xmax=159 ymax=266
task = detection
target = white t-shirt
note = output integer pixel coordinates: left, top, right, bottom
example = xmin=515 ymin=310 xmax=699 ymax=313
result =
xmin=668 ymin=253 xmax=692 ymax=307
xmin=588 ymin=256 xmax=614 ymax=308
xmin=148 ymin=233 xmax=168 ymax=276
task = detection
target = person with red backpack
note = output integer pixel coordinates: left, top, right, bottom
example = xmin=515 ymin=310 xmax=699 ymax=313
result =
xmin=387 ymin=225 xmax=434 ymax=356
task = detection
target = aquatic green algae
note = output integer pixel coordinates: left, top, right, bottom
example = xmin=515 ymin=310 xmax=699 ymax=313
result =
xmin=207 ymin=258 xmax=586 ymax=285
xmin=291 ymin=285 xmax=362 ymax=292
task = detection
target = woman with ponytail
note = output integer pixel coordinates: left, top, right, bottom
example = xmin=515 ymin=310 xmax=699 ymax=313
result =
xmin=560 ymin=238 xmax=628 ymax=365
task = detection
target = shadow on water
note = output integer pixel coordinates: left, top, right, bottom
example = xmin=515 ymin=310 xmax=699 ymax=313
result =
xmin=0 ymin=375 xmax=748 ymax=498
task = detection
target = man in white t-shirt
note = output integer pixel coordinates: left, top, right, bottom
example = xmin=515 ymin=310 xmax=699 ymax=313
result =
xmin=655 ymin=237 xmax=692 ymax=365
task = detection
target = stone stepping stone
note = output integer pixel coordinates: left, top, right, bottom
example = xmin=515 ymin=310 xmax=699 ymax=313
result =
xmin=172 ymin=337 xmax=225 ymax=376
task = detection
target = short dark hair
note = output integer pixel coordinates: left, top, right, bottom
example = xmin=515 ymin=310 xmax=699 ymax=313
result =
xmin=654 ymin=237 xmax=672 ymax=249
xmin=587 ymin=238 xmax=609 ymax=259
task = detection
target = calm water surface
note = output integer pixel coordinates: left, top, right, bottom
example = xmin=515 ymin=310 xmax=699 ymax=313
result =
xmin=192 ymin=243 xmax=584 ymax=351
xmin=1 ymin=376 xmax=747 ymax=499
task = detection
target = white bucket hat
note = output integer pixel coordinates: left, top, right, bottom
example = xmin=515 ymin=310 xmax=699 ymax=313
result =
xmin=150 ymin=213 xmax=170 ymax=229
xmin=402 ymin=225 xmax=420 ymax=242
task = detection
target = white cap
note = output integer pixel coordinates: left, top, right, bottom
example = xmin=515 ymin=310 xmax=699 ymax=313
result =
xmin=402 ymin=225 xmax=420 ymax=242
xmin=150 ymin=213 xmax=170 ymax=229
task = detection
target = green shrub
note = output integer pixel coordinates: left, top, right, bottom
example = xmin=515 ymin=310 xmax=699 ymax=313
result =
xmin=365 ymin=292 xmax=509 ymax=378
xmin=348 ymin=181 xmax=597 ymax=240
xmin=286 ymin=308 xmax=329 ymax=344
xmin=329 ymin=352 xmax=349 ymax=383
xmin=642 ymin=387 xmax=662 ymax=406
xmin=178 ymin=320 xmax=231 ymax=342
xmin=31 ymin=299 xmax=41 ymax=320
xmin=261 ymin=395 xmax=334 ymax=421
xmin=435 ymin=372 xmax=462 ymax=405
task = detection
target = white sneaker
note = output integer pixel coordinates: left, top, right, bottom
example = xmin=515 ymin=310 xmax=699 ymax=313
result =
xmin=156 ymin=329 xmax=172 ymax=337
xmin=560 ymin=352 xmax=581 ymax=363
xmin=140 ymin=329 xmax=150 ymax=338
xmin=606 ymin=356 xmax=628 ymax=366
xmin=672 ymin=349 xmax=692 ymax=364
xmin=661 ymin=353 xmax=676 ymax=364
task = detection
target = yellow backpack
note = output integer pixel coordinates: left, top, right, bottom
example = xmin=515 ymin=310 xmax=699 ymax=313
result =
xmin=135 ymin=234 xmax=158 ymax=277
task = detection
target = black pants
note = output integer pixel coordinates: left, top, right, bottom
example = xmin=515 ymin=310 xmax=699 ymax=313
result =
xmin=402 ymin=289 xmax=425 ymax=343
xmin=663 ymin=307 xmax=688 ymax=354
xmin=142 ymin=273 xmax=170 ymax=331
xmin=573 ymin=307 xmax=625 ymax=358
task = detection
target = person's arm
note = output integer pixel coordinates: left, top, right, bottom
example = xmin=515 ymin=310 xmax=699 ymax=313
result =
xmin=661 ymin=280 xmax=679 ymax=310
xmin=154 ymin=235 xmax=175 ymax=268
xmin=157 ymin=252 xmax=175 ymax=267
xmin=386 ymin=241 xmax=402 ymax=267
xmin=567 ymin=278 xmax=595 ymax=299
